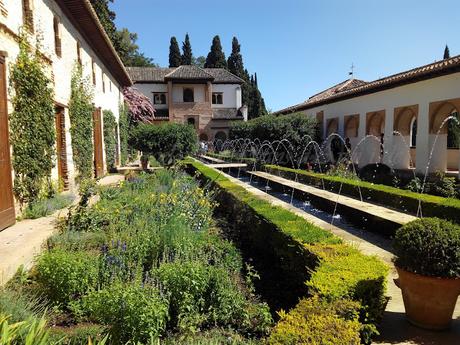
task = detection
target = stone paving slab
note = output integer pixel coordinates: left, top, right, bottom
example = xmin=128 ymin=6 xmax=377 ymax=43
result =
xmin=249 ymin=171 xmax=417 ymax=225
xmin=208 ymin=163 xmax=248 ymax=169
xmin=0 ymin=174 xmax=124 ymax=286
xmin=199 ymin=155 xmax=225 ymax=163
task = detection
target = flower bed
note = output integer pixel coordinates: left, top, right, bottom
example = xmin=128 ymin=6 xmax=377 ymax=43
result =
xmin=185 ymin=159 xmax=388 ymax=344
xmin=2 ymin=170 xmax=272 ymax=344
xmin=265 ymin=164 xmax=460 ymax=223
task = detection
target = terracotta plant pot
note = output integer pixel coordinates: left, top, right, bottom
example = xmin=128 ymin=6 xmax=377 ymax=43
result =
xmin=394 ymin=266 xmax=460 ymax=330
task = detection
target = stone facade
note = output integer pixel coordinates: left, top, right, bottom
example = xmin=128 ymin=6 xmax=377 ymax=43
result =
xmin=128 ymin=66 xmax=247 ymax=141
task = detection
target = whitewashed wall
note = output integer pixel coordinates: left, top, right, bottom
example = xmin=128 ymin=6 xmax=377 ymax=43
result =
xmin=135 ymin=83 xmax=168 ymax=109
xmin=211 ymin=84 xmax=241 ymax=108
xmin=300 ymin=72 xmax=460 ymax=174
xmin=172 ymin=84 xmax=205 ymax=103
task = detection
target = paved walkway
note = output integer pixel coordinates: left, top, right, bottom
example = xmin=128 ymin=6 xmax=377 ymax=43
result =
xmin=208 ymin=163 xmax=248 ymax=169
xmin=0 ymin=174 xmax=124 ymax=286
xmin=199 ymin=154 xmax=225 ymax=163
xmin=208 ymin=166 xmax=460 ymax=345
xmin=249 ymin=170 xmax=417 ymax=226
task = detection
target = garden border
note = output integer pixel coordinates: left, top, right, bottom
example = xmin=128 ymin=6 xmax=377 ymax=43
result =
xmin=185 ymin=159 xmax=389 ymax=341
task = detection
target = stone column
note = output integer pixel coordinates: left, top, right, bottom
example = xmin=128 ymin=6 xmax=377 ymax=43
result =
xmin=167 ymin=81 xmax=173 ymax=119
xmin=415 ymin=102 xmax=430 ymax=176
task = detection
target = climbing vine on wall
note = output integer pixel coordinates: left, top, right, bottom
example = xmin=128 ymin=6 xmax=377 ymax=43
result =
xmin=69 ymin=65 xmax=94 ymax=182
xmin=9 ymin=33 xmax=55 ymax=205
xmin=103 ymin=109 xmax=117 ymax=170
xmin=118 ymin=102 xmax=129 ymax=165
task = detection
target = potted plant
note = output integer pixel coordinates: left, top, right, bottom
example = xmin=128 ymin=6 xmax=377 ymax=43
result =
xmin=393 ymin=217 xmax=460 ymax=330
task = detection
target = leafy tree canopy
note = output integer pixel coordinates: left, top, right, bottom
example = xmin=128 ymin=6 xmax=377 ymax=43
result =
xmin=90 ymin=0 xmax=156 ymax=67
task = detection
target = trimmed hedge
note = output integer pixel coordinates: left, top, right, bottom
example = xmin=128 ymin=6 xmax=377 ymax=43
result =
xmin=265 ymin=164 xmax=460 ymax=224
xmin=205 ymin=152 xmax=257 ymax=166
xmin=393 ymin=218 xmax=460 ymax=278
xmin=268 ymin=297 xmax=362 ymax=345
xmin=185 ymin=159 xmax=388 ymax=343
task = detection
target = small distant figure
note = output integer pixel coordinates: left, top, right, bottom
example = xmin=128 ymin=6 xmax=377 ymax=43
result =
xmin=204 ymin=142 xmax=209 ymax=153
xmin=199 ymin=141 xmax=205 ymax=154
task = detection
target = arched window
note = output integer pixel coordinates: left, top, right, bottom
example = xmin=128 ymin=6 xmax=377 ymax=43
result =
xmin=187 ymin=117 xmax=195 ymax=127
xmin=410 ymin=116 xmax=417 ymax=148
xmin=447 ymin=111 xmax=460 ymax=149
xmin=183 ymin=88 xmax=194 ymax=102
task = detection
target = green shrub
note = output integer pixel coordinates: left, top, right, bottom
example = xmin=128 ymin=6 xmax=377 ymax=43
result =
xmin=393 ymin=218 xmax=460 ymax=278
xmin=103 ymin=110 xmax=117 ymax=171
xmin=425 ymin=172 xmax=458 ymax=198
xmin=129 ymin=123 xmax=197 ymax=166
xmin=0 ymin=289 xmax=43 ymax=323
xmin=9 ymin=32 xmax=55 ymax=205
xmin=81 ymin=283 xmax=169 ymax=344
xmin=230 ymin=113 xmax=318 ymax=145
xmin=118 ymin=102 xmax=130 ymax=166
xmin=268 ymin=297 xmax=362 ymax=345
xmin=69 ymin=65 xmax=94 ymax=181
xmin=154 ymin=261 xmax=272 ymax=335
xmin=35 ymin=250 xmax=98 ymax=306
xmin=21 ymin=193 xmax=74 ymax=219
xmin=47 ymin=230 xmax=107 ymax=251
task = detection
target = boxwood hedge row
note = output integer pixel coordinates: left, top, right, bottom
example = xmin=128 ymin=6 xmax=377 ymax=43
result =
xmin=185 ymin=159 xmax=388 ymax=344
xmin=265 ymin=164 xmax=460 ymax=224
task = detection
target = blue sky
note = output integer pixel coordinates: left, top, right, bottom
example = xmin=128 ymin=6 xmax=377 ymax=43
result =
xmin=112 ymin=0 xmax=460 ymax=112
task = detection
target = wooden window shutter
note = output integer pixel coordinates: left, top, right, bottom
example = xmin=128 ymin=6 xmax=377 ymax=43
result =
xmin=54 ymin=16 xmax=62 ymax=57
xmin=0 ymin=1 xmax=8 ymax=17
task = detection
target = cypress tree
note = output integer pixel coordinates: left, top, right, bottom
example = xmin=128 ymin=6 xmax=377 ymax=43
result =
xmin=169 ymin=37 xmax=182 ymax=67
xmin=444 ymin=45 xmax=451 ymax=59
xmin=205 ymin=35 xmax=227 ymax=68
xmin=227 ymin=37 xmax=244 ymax=77
xmin=181 ymin=33 xmax=193 ymax=65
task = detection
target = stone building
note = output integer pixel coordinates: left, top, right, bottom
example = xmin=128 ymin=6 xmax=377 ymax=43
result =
xmin=0 ymin=0 xmax=132 ymax=231
xmin=127 ymin=65 xmax=248 ymax=142
xmin=275 ymin=56 xmax=460 ymax=177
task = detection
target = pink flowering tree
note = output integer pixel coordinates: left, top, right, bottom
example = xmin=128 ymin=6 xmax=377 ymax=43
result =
xmin=122 ymin=87 xmax=155 ymax=124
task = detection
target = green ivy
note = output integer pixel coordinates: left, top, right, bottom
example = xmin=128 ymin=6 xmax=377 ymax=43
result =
xmin=9 ymin=33 xmax=55 ymax=205
xmin=69 ymin=65 xmax=94 ymax=182
xmin=103 ymin=110 xmax=117 ymax=170
xmin=118 ymin=102 xmax=129 ymax=165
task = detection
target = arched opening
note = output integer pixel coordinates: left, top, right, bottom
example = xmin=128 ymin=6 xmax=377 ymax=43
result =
xmin=187 ymin=117 xmax=195 ymax=127
xmin=366 ymin=111 xmax=385 ymax=137
xmin=183 ymin=88 xmax=194 ymax=103
xmin=344 ymin=114 xmax=359 ymax=138
xmin=428 ymin=99 xmax=460 ymax=172
xmin=326 ymin=118 xmax=338 ymax=137
xmin=447 ymin=111 xmax=459 ymax=149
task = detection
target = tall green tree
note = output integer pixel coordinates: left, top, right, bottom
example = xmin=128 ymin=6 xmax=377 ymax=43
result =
xmin=205 ymin=35 xmax=227 ymax=68
xmin=444 ymin=45 xmax=451 ymax=59
xmin=169 ymin=37 xmax=182 ymax=67
xmin=90 ymin=0 xmax=155 ymax=67
xmin=181 ymin=33 xmax=193 ymax=65
xmin=227 ymin=37 xmax=244 ymax=77
xmin=192 ymin=56 xmax=206 ymax=68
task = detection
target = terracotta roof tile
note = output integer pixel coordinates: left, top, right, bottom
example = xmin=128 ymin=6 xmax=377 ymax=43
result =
xmin=276 ymin=55 xmax=460 ymax=114
xmin=127 ymin=66 xmax=244 ymax=84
